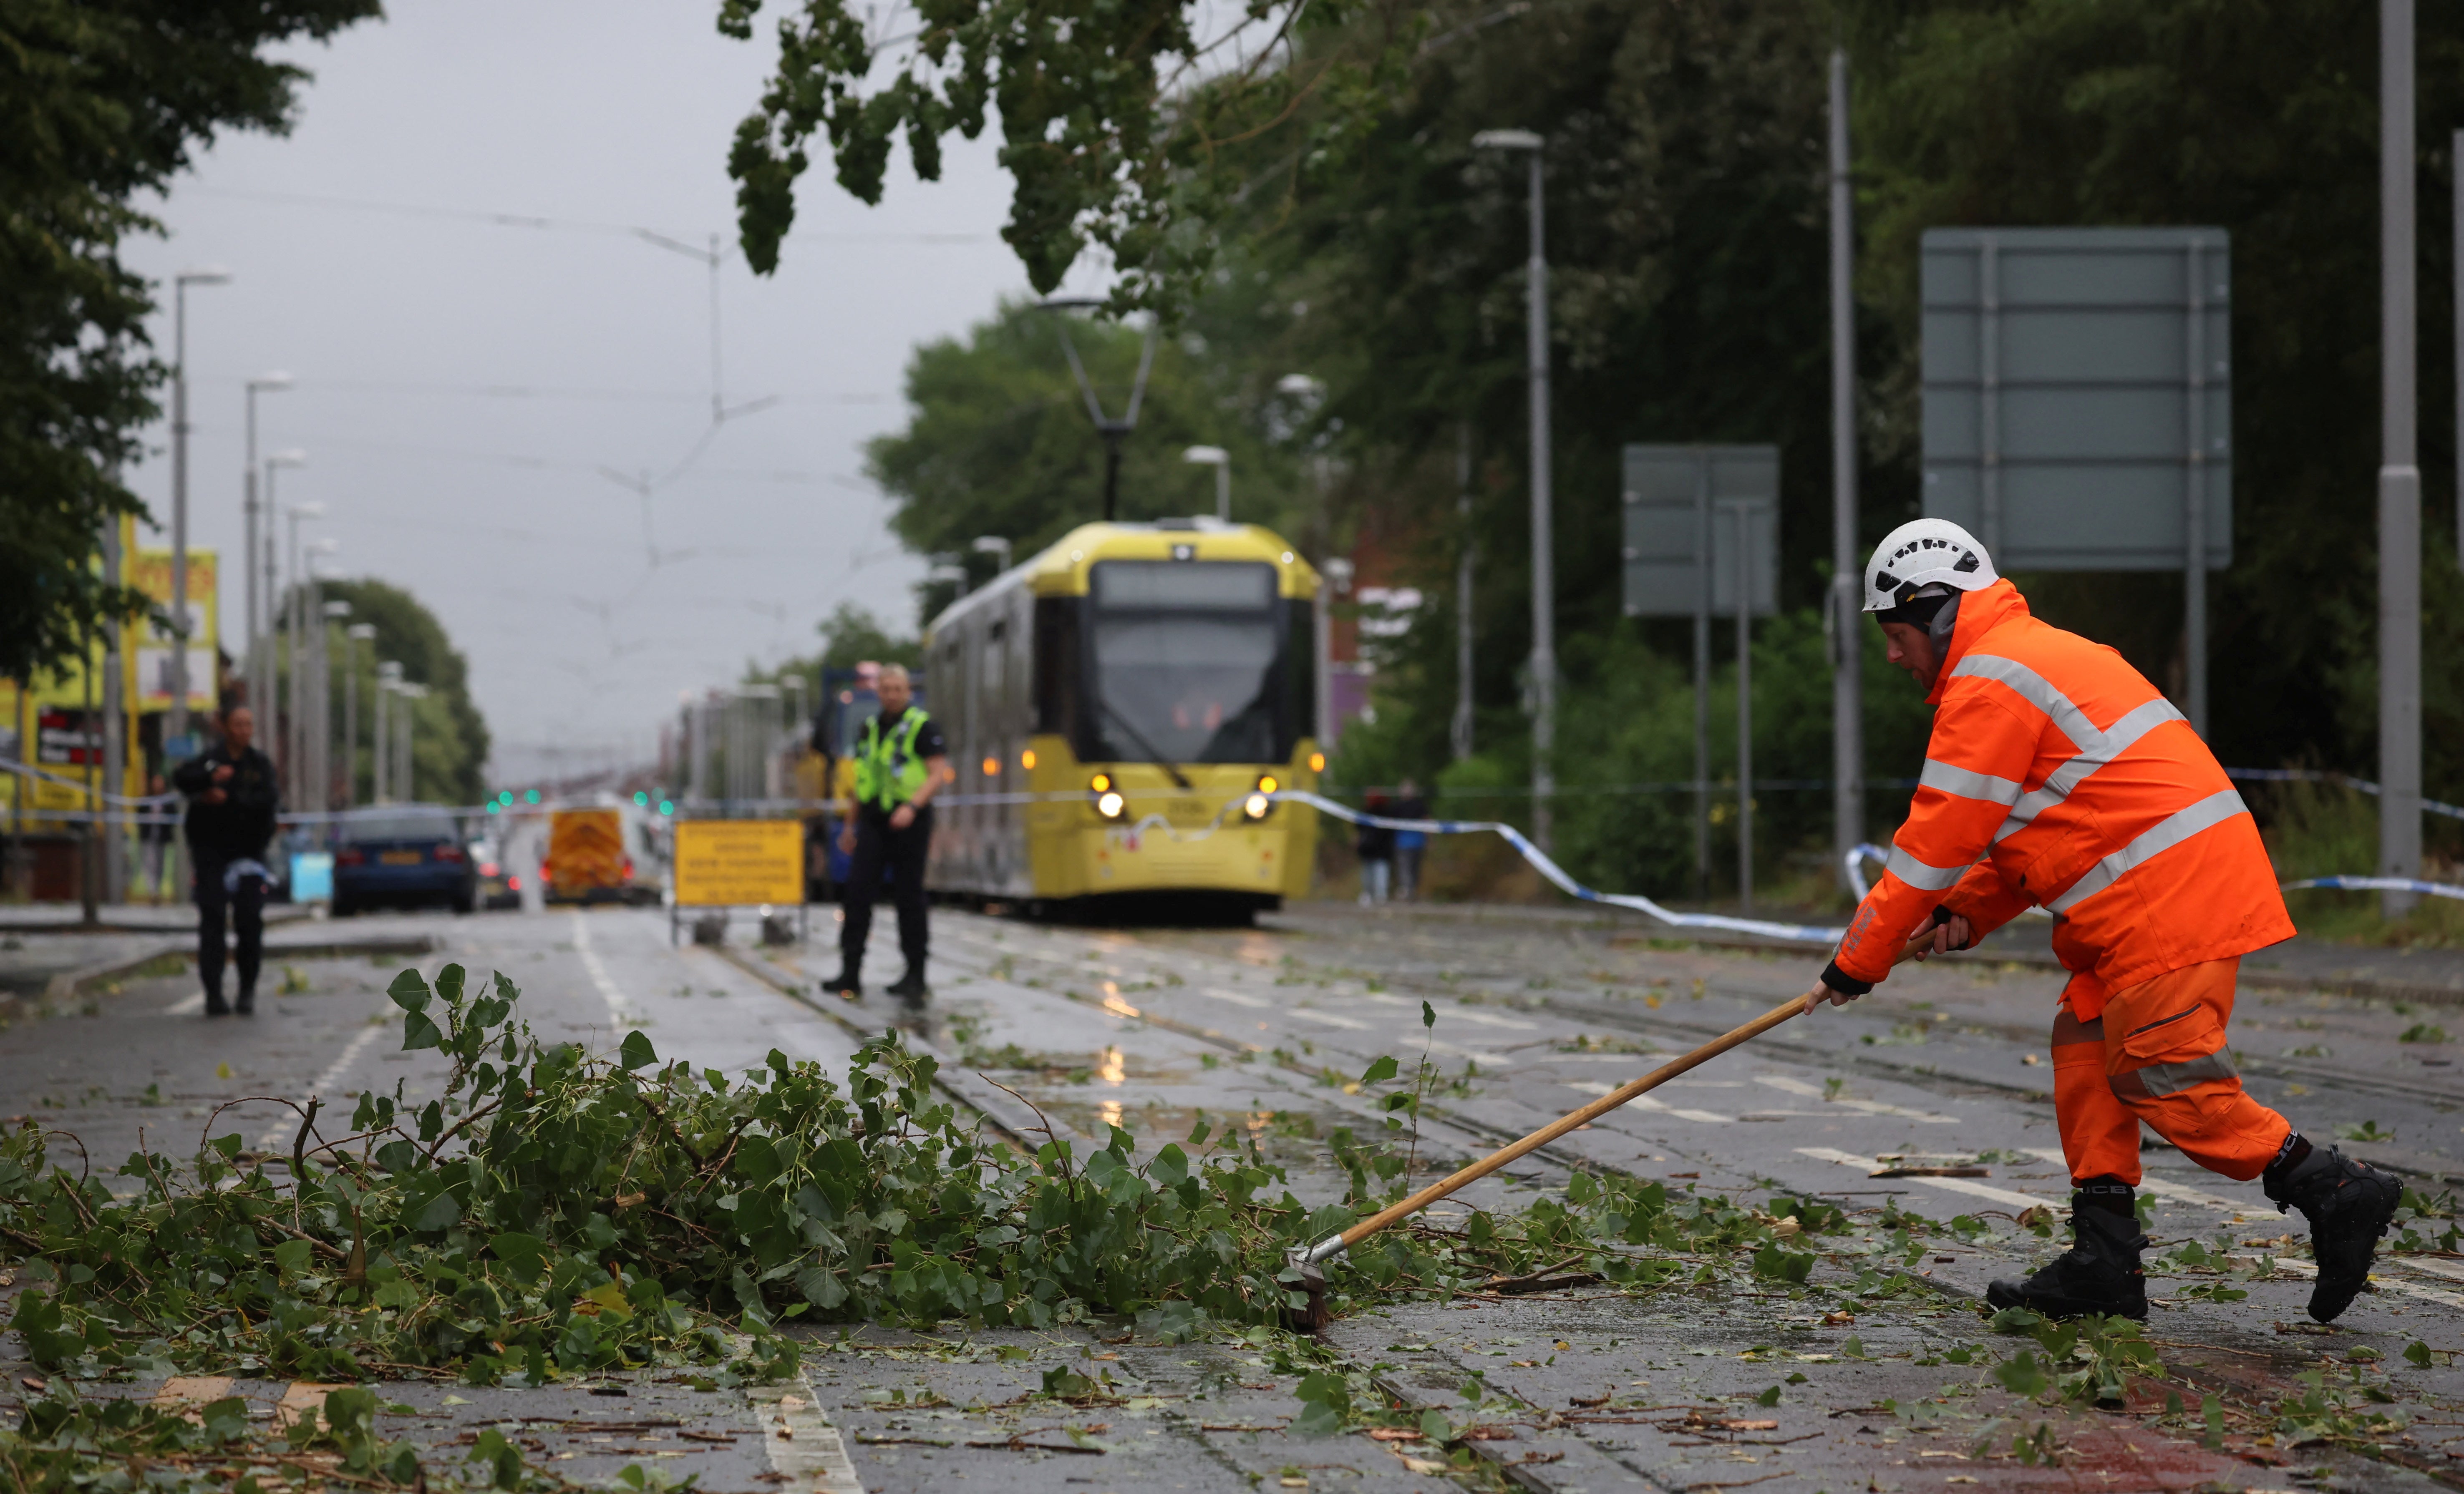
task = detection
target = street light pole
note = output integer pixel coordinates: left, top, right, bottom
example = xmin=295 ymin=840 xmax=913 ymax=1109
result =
xmin=345 ymin=623 xmax=375 ymax=807
xmin=2380 ymin=0 xmax=2421 ymax=918
xmin=244 ymin=374 xmax=292 ymax=716
xmin=1182 ymin=446 xmax=1231 ymax=521
xmin=169 ymin=267 xmax=232 ymax=753
xmin=284 ymin=501 xmax=326 ymax=810
xmin=1473 ymin=128 xmax=1554 ymax=850
xmin=1828 ymin=48 xmax=1866 ymax=892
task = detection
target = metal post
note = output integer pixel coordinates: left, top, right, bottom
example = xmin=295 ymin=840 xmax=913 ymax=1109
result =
xmin=2381 ymin=0 xmax=2422 ymax=917
xmin=2184 ymin=239 xmax=2209 ymax=735
xmin=102 ymin=517 xmax=124 ymax=907
xmin=308 ymin=579 xmax=326 ymax=815
xmin=343 ymin=633 xmax=358 ymax=808
xmin=81 ymin=620 xmax=98 ymax=926
xmin=1453 ymin=421 xmax=1476 ymax=762
xmin=2456 ymin=126 xmax=2463 ymax=572
xmin=399 ymin=686 xmax=416 ymax=803
xmin=244 ymin=412 xmax=260 ymax=712
xmin=1524 ymin=146 xmax=1556 ymax=853
xmin=1979 ymin=235 xmax=2003 ymax=556
xmin=1692 ymin=453 xmax=1712 ymax=903
xmin=1214 ymin=461 xmax=1231 ymax=522
xmin=169 ymin=286 xmax=191 ymax=757
xmin=1828 ymin=45 xmax=1865 ymax=886
xmin=1724 ymin=502 xmax=1757 ymax=914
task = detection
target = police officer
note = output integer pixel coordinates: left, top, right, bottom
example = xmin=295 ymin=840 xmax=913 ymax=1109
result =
xmin=823 ymin=664 xmax=947 ymax=1001
xmin=170 ymin=704 xmax=281 ymax=1016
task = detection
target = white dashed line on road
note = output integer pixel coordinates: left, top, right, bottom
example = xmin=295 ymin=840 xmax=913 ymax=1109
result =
xmin=1565 ymin=1080 xmax=1734 ymax=1124
xmin=748 ymin=1373 xmax=865 ymax=1493
xmin=572 ymin=912 xmax=638 ymax=1030
xmin=254 ymin=1017 xmax=390 ymax=1150
xmin=1756 ymin=1073 xmax=1959 ymax=1124
xmin=1794 ymin=1147 xmax=2055 ymax=1210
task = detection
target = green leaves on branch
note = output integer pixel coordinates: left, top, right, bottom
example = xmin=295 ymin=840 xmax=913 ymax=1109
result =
xmin=715 ymin=0 xmax=1418 ymax=313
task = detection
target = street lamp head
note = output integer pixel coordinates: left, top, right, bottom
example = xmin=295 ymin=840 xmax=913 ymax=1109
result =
xmin=971 ymin=536 xmax=1012 ymax=556
xmin=348 ymin=623 xmax=377 ymax=641
xmin=307 ymin=538 xmax=342 ymax=554
xmin=1276 ymin=374 xmax=1325 ymax=399
xmin=1034 ymin=296 xmax=1105 ymax=314
xmin=1472 ymin=128 xmax=1544 ymax=151
xmin=269 ymin=449 xmax=307 ymax=469
xmin=250 ymin=371 xmax=295 ymax=392
xmin=926 ymin=564 xmax=969 ymax=585
xmin=1182 ymin=445 xmax=1229 ymax=467
xmin=178 ymin=266 xmax=235 ymax=286
xmin=323 ymin=600 xmax=352 ymax=618
xmin=293 ymin=501 xmax=328 ymax=519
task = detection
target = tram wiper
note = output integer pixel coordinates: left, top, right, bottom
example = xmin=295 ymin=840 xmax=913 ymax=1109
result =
xmin=1096 ymin=697 xmax=1194 ymax=790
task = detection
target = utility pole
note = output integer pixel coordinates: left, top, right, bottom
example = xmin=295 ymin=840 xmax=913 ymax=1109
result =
xmin=1828 ymin=47 xmax=1866 ymax=891
xmin=244 ymin=374 xmax=292 ymax=715
xmin=2380 ymin=0 xmax=2421 ymax=917
xmin=345 ymin=624 xmax=375 ymax=807
xmin=168 ymin=267 xmax=231 ymax=761
xmin=1453 ymin=421 xmax=1476 ymax=763
xmin=1474 ymin=128 xmax=1553 ymax=850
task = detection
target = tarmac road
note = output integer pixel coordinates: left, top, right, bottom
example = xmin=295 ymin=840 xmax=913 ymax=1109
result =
xmin=7 ymin=898 xmax=2464 ymax=1492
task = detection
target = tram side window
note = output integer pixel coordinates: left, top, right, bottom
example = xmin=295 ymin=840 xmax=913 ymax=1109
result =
xmin=1033 ymin=596 xmax=1082 ymax=742
xmin=1285 ymin=598 xmax=1316 ymax=741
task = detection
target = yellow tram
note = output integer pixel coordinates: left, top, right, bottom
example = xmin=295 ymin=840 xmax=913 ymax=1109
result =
xmin=922 ymin=518 xmax=1324 ymax=914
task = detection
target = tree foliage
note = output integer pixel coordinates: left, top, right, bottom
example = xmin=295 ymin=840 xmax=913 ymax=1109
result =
xmin=318 ymin=578 xmax=492 ymax=807
xmin=0 ymin=0 xmax=380 ymax=686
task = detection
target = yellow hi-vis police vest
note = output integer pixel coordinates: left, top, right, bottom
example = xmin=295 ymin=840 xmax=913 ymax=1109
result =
xmin=853 ymin=708 xmax=932 ymax=810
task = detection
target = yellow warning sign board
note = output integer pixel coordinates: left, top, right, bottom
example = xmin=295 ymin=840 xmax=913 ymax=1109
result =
xmin=673 ymin=820 xmax=804 ymax=908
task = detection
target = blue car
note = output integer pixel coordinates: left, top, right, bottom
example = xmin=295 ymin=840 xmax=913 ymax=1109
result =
xmin=332 ymin=806 xmax=476 ymax=916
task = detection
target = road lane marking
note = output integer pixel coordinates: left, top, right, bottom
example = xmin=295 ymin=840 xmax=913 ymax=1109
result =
xmin=164 ymin=991 xmax=204 ymax=1016
xmin=1358 ymin=991 xmax=1540 ymax=1031
xmin=1283 ymin=1007 xmax=1370 ymax=1030
xmin=2018 ymin=1148 xmax=2245 ymax=1211
xmin=1204 ymin=987 xmax=1269 ymax=1008
xmin=748 ymin=1374 xmax=864 ymax=1493
xmin=1755 ymin=1073 xmax=1958 ymax=1124
xmin=1794 ymin=1147 xmax=2054 ymax=1210
xmin=1423 ymin=1037 xmax=1514 ymax=1067
xmin=1565 ymin=1080 xmax=1733 ymax=1124
xmin=572 ymin=912 xmax=638 ymax=1029
xmin=255 ymin=1019 xmax=388 ymax=1150
xmin=2225 ymin=1253 xmax=2464 ymax=1313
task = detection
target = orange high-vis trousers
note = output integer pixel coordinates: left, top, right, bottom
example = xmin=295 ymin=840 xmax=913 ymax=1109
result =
xmin=2048 ymin=957 xmax=2291 ymax=1185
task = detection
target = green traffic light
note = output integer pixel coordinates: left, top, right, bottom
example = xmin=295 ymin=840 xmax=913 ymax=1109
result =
xmin=486 ymin=802 xmax=500 ymax=815
xmin=658 ymin=800 xmax=674 ymax=816
xmin=633 ymin=790 xmax=648 ymax=807
xmin=524 ymin=789 xmax=540 ymax=805
xmin=498 ymin=790 xmax=513 ymax=805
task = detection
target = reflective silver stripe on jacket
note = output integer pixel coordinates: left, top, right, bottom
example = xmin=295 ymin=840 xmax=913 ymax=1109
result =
xmin=1945 ymin=654 xmax=2189 ymax=840
xmin=1918 ymin=758 xmax=2026 ymax=807
xmin=2046 ymin=789 xmax=2252 ymax=915
xmin=1887 ymin=843 xmax=1970 ymax=892
xmin=2109 ymin=1048 xmax=2240 ymax=1101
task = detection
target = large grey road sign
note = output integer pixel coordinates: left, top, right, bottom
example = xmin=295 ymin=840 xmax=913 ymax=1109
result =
xmin=1920 ymin=226 xmax=2231 ymax=728
xmin=1620 ymin=444 xmax=1779 ymax=619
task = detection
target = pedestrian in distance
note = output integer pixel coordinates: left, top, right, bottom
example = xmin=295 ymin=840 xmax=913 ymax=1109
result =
xmin=139 ymin=772 xmax=175 ymax=904
xmin=1391 ymin=778 xmax=1429 ymax=903
xmin=821 ymin=664 xmax=946 ymax=1004
xmin=170 ymin=704 xmax=280 ymax=1017
xmin=1815 ymin=518 xmax=2400 ymax=1325
xmin=1356 ymin=792 xmax=1395 ymax=905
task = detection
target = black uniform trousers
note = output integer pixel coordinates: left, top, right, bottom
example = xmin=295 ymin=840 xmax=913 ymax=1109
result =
xmin=841 ymin=803 xmax=930 ymax=979
xmin=194 ymin=856 xmax=268 ymax=1000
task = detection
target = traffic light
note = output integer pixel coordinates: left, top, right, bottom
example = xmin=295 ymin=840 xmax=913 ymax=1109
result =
xmin=524 ymin=789 xmax=540 ymax=805
xmin=632 ymin=790 xmax=649 ymax=807
xmin=658 ymin=800 xmax=674 ymax=816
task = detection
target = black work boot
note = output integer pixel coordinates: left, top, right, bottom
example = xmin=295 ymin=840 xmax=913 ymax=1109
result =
xmin=2266 ymin=1138 xmax=2402 ymax=1323
xmin=820 ymin=967 xmax=862 ymax=1001
xmin=234 ymin=985 xmax=256 ymax=1016
xmin=886 ymin=968 xmax=928 ymax=1004
xmin=1985 ymin=1180 xmax=2149 ymax=1320
xmin=203 ymin=987 xmax=231 ymax=1018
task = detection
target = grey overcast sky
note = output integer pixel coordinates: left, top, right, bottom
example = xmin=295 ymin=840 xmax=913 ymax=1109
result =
xmin=121 ymin=0 xmax=1100 ymax=786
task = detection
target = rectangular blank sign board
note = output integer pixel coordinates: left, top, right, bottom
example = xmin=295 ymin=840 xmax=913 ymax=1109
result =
xmin=1621 ymin=445 xmax=1779 ymax=619
xmin=1922 ymin=227 xmax=2230 ymax=571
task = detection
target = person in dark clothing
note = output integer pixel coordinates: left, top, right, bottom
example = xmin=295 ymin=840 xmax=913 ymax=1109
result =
xmin=1391 ymin=779 xmax=1430 ymax=903
xmin=1356 ymin=792 xmax=1396 ymax=905
xmin=170 ymin=705 xmax=280 ymax=1016
xmin=822 ymin=665 xmax=947 ymax=1003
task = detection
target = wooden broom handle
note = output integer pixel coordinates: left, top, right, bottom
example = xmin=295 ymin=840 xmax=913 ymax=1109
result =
xmin=1299 ymin=927 xmax=1940 ymax=1265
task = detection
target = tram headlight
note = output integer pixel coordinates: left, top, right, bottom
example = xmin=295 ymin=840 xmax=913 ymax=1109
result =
xmin=1097 ymin=790 xmax=1126 ymax=819
xmin=1242 ymin=793 xmax=1271 ymax=820
xmin=1308 ymin=751 xmax=1326 ymax=773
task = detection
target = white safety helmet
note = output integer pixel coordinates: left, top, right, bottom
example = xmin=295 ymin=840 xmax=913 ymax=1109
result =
xmin=1862 ymin=518 xmax=1999 ymax=615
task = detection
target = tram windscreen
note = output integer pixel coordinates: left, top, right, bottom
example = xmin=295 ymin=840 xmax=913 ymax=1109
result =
xmin=1089 ymin=561 xmax=1285 ymax=764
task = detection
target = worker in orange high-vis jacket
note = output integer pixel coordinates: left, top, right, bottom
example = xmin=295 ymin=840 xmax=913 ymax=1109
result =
xmin=1814 ymin=518 xmax=2399 ymax=1324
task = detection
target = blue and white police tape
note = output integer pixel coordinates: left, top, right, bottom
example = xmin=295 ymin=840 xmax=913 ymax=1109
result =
xmin=1847 ymin=839 xmax=2464 ymax=908
xmin=1272 ymin=789 xmax=1849 ymax=945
